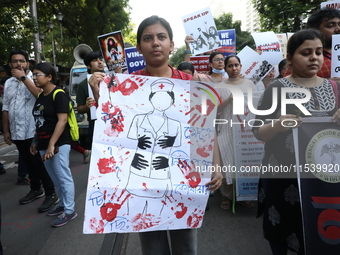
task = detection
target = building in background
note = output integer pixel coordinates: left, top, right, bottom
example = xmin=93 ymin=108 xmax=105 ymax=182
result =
xmin=210 ymin=0 xmax=260 ymax=33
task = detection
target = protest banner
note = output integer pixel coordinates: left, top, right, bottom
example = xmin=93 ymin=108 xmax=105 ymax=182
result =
xmin=233 ymin=92 xmax=264 ymax=201
xmin=321 ymin=0 xmax=340 ymax=9
xmin=237 ymin=46 xmax=273 ymax=86
xmin=331 ymin=34 xmax=340 ymax=78
xmin=189 ymin=55 xmax=210 ymax=74
xmin=182 ymin=7 xmax=220 ymax=56
xmin=124 ymin=47 xmax=145 ymax=74
xmin=217 ymin=29 xmax=236 ymax=57
xmin=293 ymin=117 xmax=340 ymax=254
xmin=276 ymin=33 xmax=288 ymax=59
xmin=83 ymin=74 xmax=219 ymax=233
xmin=252 ymin=31 xmax=283 ymax=66
xmin=98 ymin=31 xmax=126 ymax=72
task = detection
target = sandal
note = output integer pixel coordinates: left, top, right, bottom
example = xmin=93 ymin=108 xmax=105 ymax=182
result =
xmin=237 ymin=201 xmax=255 ymax=209
xmin=220 ymin=198 xmax=231 ymax=211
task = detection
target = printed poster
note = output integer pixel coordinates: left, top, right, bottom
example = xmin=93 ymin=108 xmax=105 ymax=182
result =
xmin=182 ymin=7 xmax=221 ymax=56
xmin=217 ymin=29 xmax=236 ymax=57
xmin=124 ymin=47 xmax=145 ymax=74
xmin=276 ymin=33 xmax=288 ymax=59
xmin=237 ymin=46 xmax=273 ymax=85
xmin=98 ymin=31 xmax=126 ymax=72
xmin=189 ymin=55 xmax=210 ymax=74
xmin=83 ymin=74 xmax=219 ymax=233
xmin=321 ymin=0 xmax=340 ymax=9
xmin=293 ymin=117 xmax=340 ymax=254
xmin=233 ymin=92 xmax=264 ymax=201
xmin=252 ymin=31 xmax=283 ymax=66
xmin=331 ymin=34 xmax=340 ymax=78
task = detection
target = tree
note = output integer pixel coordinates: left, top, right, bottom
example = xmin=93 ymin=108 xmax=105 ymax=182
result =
xmin=0 ymin=0 xmax=131 ymax=67
xmin=169 ymin=13 xmax=255 ymax=68
xmin=253 ymin=0 xmax=323 ymax=32
xmin=214 ymin=13 xmax=255 ymax=52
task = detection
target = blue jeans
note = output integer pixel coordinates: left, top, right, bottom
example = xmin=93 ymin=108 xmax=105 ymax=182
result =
xmin=139 ymin=229 xmax=197 ymax=255
xmin=40 ymin=144 xmax=75 ymax=214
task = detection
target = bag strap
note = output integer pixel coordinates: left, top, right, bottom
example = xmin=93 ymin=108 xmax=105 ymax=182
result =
xmin=52 ymin=89 xmax=65 ymax=101
xmin=329 ymin=79 xmax=339 ymax=109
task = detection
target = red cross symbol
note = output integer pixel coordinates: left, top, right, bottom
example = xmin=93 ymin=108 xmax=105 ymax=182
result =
xmin=158 ymin=83 xmax=165 ymax=89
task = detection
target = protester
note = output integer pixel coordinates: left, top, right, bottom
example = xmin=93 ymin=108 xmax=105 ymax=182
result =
xmin=0 ymin=202 xmax=2 ymax=255
xmin=89 ymin=15 xmax=222 ymax=255
xmin=31 ymin=62 xmax=77 ymax=227
xmin=76 ymin=51 xmax=104 ymax=150
xmin=277 ymin=59 xmax=288 ymax=79
xmin=215 ymin=55 xmax=256 ymax=210
xmin=184 ymin=36 xmax=226 ymax=82
xmin=252 ymin=29 xmax=340 ymax=254
xmin=177 ymin=61 xmax=195 ymax=76
xmin=307 ymin=7 xmax=340 ymax=78
xmin=2 ymin=50 xmax=57 ymax=212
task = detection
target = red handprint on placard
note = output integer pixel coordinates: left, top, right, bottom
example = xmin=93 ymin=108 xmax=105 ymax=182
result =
xmin=177 ymin=159 xmax=201 ymax=188
xmin=187 ymin=208 xmax=204 ymax=228
xmin=100 ymin=188 xmax=131 ymax=222
xmin=104 ymin=73 xmax=149 ymax=96
xmin=186 ymin=95 xmax=215 ymax=128
xmin=89 ymin=217 xmax=105 ymax=233
xmin=131 ymin=213 xmax=161 ymax=231
xmin=101 ymin=101 xmax=124 ymax=137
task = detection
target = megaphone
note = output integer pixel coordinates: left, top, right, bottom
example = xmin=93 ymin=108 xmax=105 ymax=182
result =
xmin=73 ymin=44 xmax=92 ymax=65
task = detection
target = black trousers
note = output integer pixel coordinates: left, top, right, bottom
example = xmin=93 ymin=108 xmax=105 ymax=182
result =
xmin=13 ymin=139 xmax=55 ymax=196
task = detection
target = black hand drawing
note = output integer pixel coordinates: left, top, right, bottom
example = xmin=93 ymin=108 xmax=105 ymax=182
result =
xmin=157 ymin=136 xmax=176 ymax=149
xmin=137 ymin=135 xmax=152 ymax=149
xmin=131 ymin=153 xmax=149 ymax=170
xmin=152 ymin=156 xmax=169 ymax=170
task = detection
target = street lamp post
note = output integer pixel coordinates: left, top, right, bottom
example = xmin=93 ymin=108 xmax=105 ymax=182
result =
xmin=39 ymin=33 xmax=46 ymax=60
xmin=56 ymin=12 xmax=64 ymax=44
xmin=47 ymin=21 xmax=56 ymax=70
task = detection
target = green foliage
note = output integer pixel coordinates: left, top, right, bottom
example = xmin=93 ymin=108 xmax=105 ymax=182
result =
xmin=169 ymin=46 xmax=186 ymax=68
xmin=214 ymin=13 xmax=255 ymax=52
xmin=0 ymin=0 xmax=131 ymax=67
xmin=253 ymin=0 xmax=323 ymax=32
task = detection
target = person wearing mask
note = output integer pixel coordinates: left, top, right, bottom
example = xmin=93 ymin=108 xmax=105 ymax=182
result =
xmin=2 ymin=50 xmax=57 ymax=212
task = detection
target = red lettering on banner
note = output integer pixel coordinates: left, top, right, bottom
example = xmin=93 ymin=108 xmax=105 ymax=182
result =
xmin=312 ymin=196 xmax=340 ymax=244
xmin=245 ymin=62 xmax=258 ymax=75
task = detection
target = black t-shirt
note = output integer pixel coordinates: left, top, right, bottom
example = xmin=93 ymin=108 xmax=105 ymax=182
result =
xmin=33 ymin=87 xmax=72 ymax=150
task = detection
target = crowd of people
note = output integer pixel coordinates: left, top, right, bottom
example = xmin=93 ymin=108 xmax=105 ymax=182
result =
xmin=1 ymin=6 xmax=340 ymax=255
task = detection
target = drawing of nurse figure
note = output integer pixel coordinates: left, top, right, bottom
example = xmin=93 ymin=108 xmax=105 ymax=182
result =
xmin=126 ymin=78 xmax=182 ymax=215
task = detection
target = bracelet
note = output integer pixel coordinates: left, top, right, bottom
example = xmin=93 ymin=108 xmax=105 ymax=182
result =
xmin=185 ymin=50 xmax=191 ymax=54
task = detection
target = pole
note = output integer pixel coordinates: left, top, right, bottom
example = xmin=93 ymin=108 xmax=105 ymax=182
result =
xmin=30 ymin=0 xmax=41 ymax=63
xmin=51 ymin=31 xmax=56 ymax=70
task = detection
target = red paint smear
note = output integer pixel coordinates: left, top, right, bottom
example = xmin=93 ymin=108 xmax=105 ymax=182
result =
xmin=201 ymin=118 xmax=207 ymax=127
xmin=142 ymin=182 xmax=148 ymax=191
xmin=2 ymin=221 xmax=33 ymax=229
xmin=101 ymin=103 xmax=125 ymax=137
xmin=192 ymin=115 xmax=201 ymax=126
xmin=187 ymin=209 xmax=204 ymax=228
xmin=132 ymin=213 xmax=161 ymax=231
xmin=174 ymin=203 xmax=188 ymax=219
xmin=97 ymin=157 xmax=117 ymax=174
xmin=125 ymin=151 xmax=130 ymax=154
xmin=89 ymin=217 xmax=105 ymax=233
xmin=196 ymin=144 xmax=212 ymax=158
xmin=116 ymin=78 xmax=139 ymax=95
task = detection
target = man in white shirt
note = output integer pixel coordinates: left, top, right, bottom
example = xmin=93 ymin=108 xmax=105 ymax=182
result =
xmin=2 ymin=50 xmax=58 ymax=212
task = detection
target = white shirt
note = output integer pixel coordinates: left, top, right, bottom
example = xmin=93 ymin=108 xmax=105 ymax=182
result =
xmin=2 ymin=71 xmax=36 ymax=140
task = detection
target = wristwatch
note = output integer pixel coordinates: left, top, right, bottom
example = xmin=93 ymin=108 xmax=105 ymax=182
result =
xmin=20 ymin=76 xmax=27 ymax=82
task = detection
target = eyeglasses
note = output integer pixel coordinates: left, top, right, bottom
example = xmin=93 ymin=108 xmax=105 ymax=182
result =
xmin=213 ymin=58 xmax=225 ymax=62
xmin=11 ymin=59 xmax=26 ymax=64
xmin=32 ymin=73 xmax=47 ymax=78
